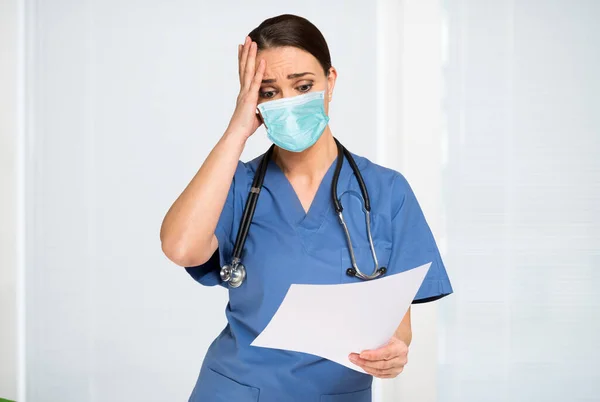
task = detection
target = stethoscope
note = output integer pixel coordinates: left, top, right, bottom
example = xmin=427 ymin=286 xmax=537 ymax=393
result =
xmin=220 ymin=138 xmax=387 ymax=288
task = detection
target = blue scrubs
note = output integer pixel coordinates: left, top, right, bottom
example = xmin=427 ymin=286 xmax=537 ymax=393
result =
xmin=185 ymin=151 xmax=453 ymax=402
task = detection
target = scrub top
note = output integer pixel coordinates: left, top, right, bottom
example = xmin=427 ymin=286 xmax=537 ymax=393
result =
xmin=185 ymin=151 xmax=453 ymax=402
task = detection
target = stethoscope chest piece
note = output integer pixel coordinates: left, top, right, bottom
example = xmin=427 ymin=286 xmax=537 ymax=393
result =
xmin=220 ymin=260 xmax=246 ymax=288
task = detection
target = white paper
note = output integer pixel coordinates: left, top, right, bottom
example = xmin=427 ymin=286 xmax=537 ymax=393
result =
xmin=251 ymin=262 xmax=432 ymax=373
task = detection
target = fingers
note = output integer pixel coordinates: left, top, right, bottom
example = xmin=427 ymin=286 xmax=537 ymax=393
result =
xmin=238 ymin=44 xmax=245 ymax=85
xmin=238 ymin=37 xmax=263 ymax=94
xmin=349 ymin=340 xmax=409 ymax=379
xmin=250 ymin=59 xmax=266 ymax=92
xmin=238 ymin=45 xmax=242 ymax=83
xmin=359 ymin=338 xmax=408 ymax=362
xmin=243 ymin=41 xmax=258 ymax=89
xmin=368 ymin=370 xmax=398 ymax=379
xmin=239 ymin=36 xmax=250 ymax=85
xmin=364 ymin=365 xmax=402 ymax=378
xmin=359 ymin=346 xmax=395 ymax=362
xmin=349 ymin=354 xmax=405 ymax=378
xmin=350 ymin=354 xmax=404 ymax=371
xmin=358 ymin=360 xmax=404 ymax=378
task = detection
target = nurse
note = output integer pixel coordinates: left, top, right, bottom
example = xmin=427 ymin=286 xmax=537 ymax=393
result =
xmin=160 ymin=14 xmax=453 ymax=402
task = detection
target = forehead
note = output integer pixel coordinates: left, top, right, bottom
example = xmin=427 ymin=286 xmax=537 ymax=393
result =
xmin=258 ymin=46 xmax=322 ymax=78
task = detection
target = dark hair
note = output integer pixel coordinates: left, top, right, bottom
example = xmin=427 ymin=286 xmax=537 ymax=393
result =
xmin=248 ymin=14 xmax=332 ymax=76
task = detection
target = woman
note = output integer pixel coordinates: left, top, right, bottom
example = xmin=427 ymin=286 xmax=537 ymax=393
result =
xmin=161 ymin=14 xmax=453 ymax=402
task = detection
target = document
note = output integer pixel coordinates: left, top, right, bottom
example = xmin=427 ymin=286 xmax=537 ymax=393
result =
xmin=251 ymin=262 xmax=431 ymax=373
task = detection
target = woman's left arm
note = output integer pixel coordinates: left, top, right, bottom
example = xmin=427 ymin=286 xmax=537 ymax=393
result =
xmin=348 ymin=307 xmax=412 ymax=378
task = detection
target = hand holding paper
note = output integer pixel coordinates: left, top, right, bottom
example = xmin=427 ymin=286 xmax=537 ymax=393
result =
xmin=251 ymin=262 xmax=431 ymax=373
xmin=349 ymin=336 xmax=409 ymax=378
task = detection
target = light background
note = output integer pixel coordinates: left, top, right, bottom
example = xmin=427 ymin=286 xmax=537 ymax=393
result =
xmin=1 ymin=0 xmax=598 ymax=401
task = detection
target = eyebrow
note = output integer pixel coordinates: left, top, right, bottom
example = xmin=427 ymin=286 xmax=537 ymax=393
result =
xmin=261 ymin=72 xmax=315 ymax=84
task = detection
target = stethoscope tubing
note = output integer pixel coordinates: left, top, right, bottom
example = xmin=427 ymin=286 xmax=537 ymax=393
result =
xmin=222 ymin=138 xmax=386 ymax=287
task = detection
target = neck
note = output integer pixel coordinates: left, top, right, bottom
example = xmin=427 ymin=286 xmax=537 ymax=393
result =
xmin=273 ymin=127 xmax=337 ymax=179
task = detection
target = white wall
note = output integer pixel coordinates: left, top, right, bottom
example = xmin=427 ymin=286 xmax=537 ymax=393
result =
xmin=377 ymin=1 xmax=445 ymax=401
xmin=438 ymin=0 xmax=600 ymax=401
xmin=14 ymin=1 xmax=597 ymax=401
xmin=0 ymin=0 xmax=19 ymax=399
xmin=23 ymin=1 xmax=387 ymax=401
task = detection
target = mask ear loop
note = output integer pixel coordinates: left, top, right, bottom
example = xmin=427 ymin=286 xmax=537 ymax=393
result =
xmin=256 ymin=108 xmax=266 ymax=129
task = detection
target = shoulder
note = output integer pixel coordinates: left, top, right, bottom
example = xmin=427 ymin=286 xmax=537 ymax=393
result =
xmin=244 ymin=153 xmax=263 ymax=173
xmin=230 ymin=155 xmax=262 ymax=186
xmin=347 ymin=152 xmax=413 ymax=213
xmin=348 ymin=152 xmax=411 ymax=193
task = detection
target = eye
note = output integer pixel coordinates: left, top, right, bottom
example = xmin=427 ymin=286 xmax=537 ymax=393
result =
xmin=297 ymin=84 xmax=313 ymax=93
xmin=260 ymin=90 xmax=277 ymax=99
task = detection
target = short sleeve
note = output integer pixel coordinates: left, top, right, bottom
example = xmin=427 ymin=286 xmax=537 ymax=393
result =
xmin=387 ymin=174 xmax=454 ymax=304
xmin=184 ymin=161 xmax=246 ymax=287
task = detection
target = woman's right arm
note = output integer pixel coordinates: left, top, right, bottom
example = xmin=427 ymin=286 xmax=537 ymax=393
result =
xmin=160 ymin=37 xmax=265 ymax=267
xmin=160 ymin=132 xmax=245 ymax=267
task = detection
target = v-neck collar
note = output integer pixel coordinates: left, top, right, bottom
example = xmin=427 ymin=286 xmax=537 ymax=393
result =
xmin=249 ymin=148 xmax=365 ymax=231
xmin=265 ymin=158 xmax=334 ymax=229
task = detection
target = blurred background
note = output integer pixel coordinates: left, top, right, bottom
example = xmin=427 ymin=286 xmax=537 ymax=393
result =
xmin=1 ymin=0 xmax=599 ymax=401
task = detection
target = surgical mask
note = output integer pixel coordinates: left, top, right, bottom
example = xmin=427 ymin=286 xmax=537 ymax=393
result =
xmin=257 ymin=90 xmax=330 ymax=153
